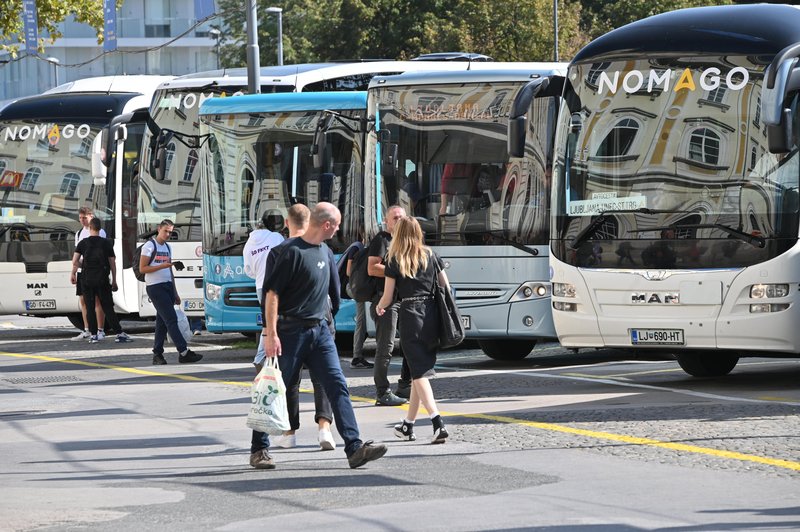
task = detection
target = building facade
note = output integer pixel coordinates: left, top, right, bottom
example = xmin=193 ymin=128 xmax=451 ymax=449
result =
xmin=1 ymin=0 xmax=219 ymax=101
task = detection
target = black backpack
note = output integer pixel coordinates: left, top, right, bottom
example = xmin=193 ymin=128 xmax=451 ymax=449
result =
xmin=346 ymin=244 xmax=378 ymax=303
xmin=81 ymin=238 xmax=110 ymax=283
xmin=132 ymin=238 xmax=157 ymax=282
xmin=336 ymin=242 xmax=364 ymax=299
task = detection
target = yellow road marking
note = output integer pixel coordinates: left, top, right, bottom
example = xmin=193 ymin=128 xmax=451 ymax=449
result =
xmin=3 ymin=351 xmax=799 ymax=472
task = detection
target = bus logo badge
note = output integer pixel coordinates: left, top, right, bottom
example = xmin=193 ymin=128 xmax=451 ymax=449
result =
xmin=641 ymin=270 xmax=670 ymax=281
xmin=47 ymin=124 xmax=60 ymax=146
xmin=631 ymin=293 xmax=680 ymax=304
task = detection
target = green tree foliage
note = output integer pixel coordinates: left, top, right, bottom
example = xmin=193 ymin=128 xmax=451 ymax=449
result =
xmin=580 ymin=0 xmax=733 ymax=41
xmin=1 ymin=0 xmax=122 ymax=57
xmin=214 ymin=0 xmax=734 ymax=68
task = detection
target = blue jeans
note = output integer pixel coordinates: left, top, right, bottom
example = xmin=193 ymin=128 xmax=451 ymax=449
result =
xmin=250 ymin=321 xmax=362 ymax=456
xmin=146 ymin=282 xmax=187 ymax=355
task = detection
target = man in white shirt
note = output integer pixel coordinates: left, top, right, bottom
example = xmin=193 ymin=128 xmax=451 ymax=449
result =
xmin=244 ymin=210 xmax=285 ymax=363
xmin=72 ymin=206 xmax=107 ymax=341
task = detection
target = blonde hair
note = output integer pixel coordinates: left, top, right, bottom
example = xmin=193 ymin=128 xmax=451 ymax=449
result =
xmin=386 ymin=217 xmax=430 ymax=278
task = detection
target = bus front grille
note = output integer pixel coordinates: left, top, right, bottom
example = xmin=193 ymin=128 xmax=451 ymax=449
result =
xmin=223 ymin=286 xmax=259 ymax=307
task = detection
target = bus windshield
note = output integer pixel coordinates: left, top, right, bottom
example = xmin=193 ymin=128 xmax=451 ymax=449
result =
xmin=139 ymin=85 xmax=293 ymax=242
xmin=553 ymin=56 xmax=800 ymax=269
xmin=0 ymin=120 xmax=108 ymax=266
xmin=376 ymin=82 xmax=556 ymax=246
xmin=202 ymin=109 xmax=364 ymax=255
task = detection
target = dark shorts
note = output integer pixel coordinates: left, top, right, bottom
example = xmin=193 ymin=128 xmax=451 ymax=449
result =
xmin=76 ymin=272 xmax=84 ymax=296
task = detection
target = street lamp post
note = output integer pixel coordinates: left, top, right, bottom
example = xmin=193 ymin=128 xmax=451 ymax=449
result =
xmin=553 ymin=0 xmax=559 ymax=62
xmin=266 ymin=7 xmax=283 ymax=66
xmin=46 ymin=56 xmax=60 ymax=87
xmin=209 ymin=27 xmax=221 ymax=69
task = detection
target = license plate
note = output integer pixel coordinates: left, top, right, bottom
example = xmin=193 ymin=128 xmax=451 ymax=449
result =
xmin=461 ymin=315 xmax=471 ymax=330
xmin=25 ymin=299 xmax=56 ymax=311
xmin=630 ymin=328 xmax=684 ymax=345
xmin=183 ymin=298 xmax=204 ymax=311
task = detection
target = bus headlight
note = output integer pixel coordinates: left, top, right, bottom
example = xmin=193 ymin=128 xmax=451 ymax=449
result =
xmin=206 ymin=282 xmax=221 ymax=301
xmin=553 ymin=282 xmax=576 ymax=298
xmin=511 ymin=282 xmax=550 ymax=301
xmin=750 ymin=283 xmax=789 ymax=298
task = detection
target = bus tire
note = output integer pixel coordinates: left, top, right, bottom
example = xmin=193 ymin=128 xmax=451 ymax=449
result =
xmin=66 ymin=313 xmax=84 ymax=330
xmin=675 ymin=352 xmax=739 ymax=377
xmin=478 ymin=339 xmax=536 ymax=361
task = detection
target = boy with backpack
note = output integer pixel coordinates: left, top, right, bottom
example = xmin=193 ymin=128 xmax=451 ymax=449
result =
xmin=70 ymin=218 xmax=131 ymax=343
xmin=339 ymin=239 xmax=373 ymax=369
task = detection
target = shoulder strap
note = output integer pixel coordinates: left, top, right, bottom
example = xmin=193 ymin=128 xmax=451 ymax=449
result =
xmin=147 ymin=238 xmax=157 ymax=265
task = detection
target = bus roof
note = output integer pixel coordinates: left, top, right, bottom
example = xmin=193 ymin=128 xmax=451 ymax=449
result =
xmin=2 ymin=75 xmax=174 ymax=121
xmin=153 ymin=60 xmax=546 ymax=92
xmin=368 ymin=66 xmax=568 ymax=89
xmin=42 ymin=75 xmax=175 ymax=95
xmin=573 ymin=4 xmax=800 ymax=64
xmin=199 ymin=91 xmax=367 ymax=116
xmin=0 ymin=92 xmax=145 ymax=122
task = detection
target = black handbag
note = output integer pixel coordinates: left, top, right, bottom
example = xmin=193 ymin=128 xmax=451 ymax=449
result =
xmin=432 ymin=259 xmax=465 ymax=349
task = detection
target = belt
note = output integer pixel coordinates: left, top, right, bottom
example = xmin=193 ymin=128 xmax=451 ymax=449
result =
xmin=278 ymin=315 xmax=322 ymax=328
xmin=402 ymin=295 xmax=433 ymax=302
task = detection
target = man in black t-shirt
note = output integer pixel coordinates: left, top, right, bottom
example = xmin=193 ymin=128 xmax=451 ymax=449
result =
xmin=251 ymin=202 xmax=387 ymax=471
xmin=70 ymin=218 xmax=131 ymax=343
xmin=368 ymin=205 xmax=412 ymax=406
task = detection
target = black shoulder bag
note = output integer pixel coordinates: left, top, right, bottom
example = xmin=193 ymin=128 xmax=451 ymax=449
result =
xmin=431 ymin=258 xmax=465 ymax=349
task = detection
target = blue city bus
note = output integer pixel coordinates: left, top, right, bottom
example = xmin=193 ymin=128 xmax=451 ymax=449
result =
xmin=197 ymin=92 xmax=369 ymax=334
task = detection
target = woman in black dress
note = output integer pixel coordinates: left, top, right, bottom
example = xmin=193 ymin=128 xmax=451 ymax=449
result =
xmin=375 ymin=217 xmax=451 ymax=443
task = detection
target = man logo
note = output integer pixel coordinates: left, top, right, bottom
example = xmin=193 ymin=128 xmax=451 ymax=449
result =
xmin=631 ymin=292 xmax=680 ymax=304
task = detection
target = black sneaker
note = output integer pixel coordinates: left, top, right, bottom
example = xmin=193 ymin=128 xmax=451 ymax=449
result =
xmin=152 ymin=353 xmax=167 ymax=365
xmin=393 ymin=420 xmax=416 ymax=441
xmin=179 ymin=349 xmax=203 ymax=363
xmin=432 ymin=417 xmax=449 ymax=444
xmin=348 ymin=440 xmax=387 ymax=469
xmin=375 ymin=391 xmax=407 ymax=406
xmin=394 ymin=385 xmax=411 ymax=399
xmin=350 ymin=357 xmax=374 ymax=369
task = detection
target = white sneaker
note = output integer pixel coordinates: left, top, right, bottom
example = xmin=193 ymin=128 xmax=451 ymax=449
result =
xmin=273 ymin=433 xmax=296 ymax=449
xmin=96 ymin=330 xmax=106 ymax=340
xmin=71 ymin=330 xmax=90 ymax=341
xmin=318 ymin=429 xmax=336 ymax=451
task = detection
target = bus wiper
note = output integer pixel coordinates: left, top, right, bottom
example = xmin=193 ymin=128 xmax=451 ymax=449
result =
xmin=633 ymin=223 xmax=766 ymax=248
xmin=569 ymin=208 xmax=689 ymax=250
xmin=209 ymin=240 xmax=246 ymax=255
xmin=431 ymin=229 xmax=540 ymax=257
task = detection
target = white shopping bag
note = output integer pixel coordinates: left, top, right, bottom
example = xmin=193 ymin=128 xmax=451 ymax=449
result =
xmin=246 ymin=357 xmax=290 ymax=435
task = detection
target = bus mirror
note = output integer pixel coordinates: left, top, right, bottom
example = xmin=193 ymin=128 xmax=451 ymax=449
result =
xmin=570 ymin=112 xmax=583 ymax=133
xmin=378 ymin=129 xmax=391 ymax=143
xmin=767 ymin=109 xmax=794 ymax=153
xmin=508 ymin=116 xmax=527 ymax=158
xmin=312 ymin=114 xmax=333 ymax=169
xmin=149 ymin=130 xmax=173 ymax=180
xmin=91 ymin=131 xmax=107 ymax=184
xmin=381 ymin=143 xmax=398 ymax=178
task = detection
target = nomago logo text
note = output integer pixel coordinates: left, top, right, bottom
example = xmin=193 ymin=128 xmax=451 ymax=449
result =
xmin=596 ymin=67 xmax=749 ymax=95
xmin=2 ymin=123 xmax=92 ymax=144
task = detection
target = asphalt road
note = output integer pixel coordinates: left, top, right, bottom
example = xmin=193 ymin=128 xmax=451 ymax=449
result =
xmin=1 ymin=315 xmax=799 ymax=531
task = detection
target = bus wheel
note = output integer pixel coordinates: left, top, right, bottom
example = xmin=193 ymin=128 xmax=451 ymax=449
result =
xmin=675 ymin=352 xmax=739 ymax=377
xmin=478 ymin=339 xmax=536 ymax=361
xmin=66 ymin=313 xmax=84 ymax=330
